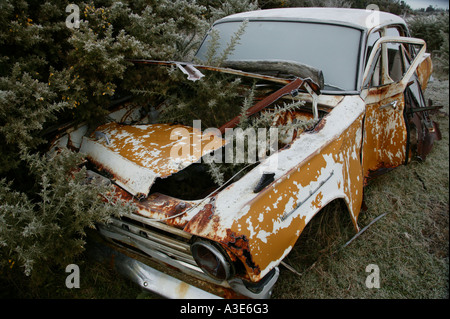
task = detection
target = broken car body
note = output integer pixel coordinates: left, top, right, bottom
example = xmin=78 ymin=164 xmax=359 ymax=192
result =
xmin=51 ymin=8 xmax=440 ymax=298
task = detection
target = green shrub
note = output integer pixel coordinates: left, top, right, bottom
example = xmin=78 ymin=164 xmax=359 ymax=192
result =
xmin=0 ymin=149 xmax=134 ymax=279
xmin=407 ymin=12 xmax=449 ymax=78
xmin=0 ymin=0 xmax=260 ymax=294
xmin=408 ymin=12 xmax=449 ymax=53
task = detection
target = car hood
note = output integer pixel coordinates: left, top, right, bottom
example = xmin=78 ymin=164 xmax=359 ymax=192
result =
xmin=80 ymin=121 xmax=224 ymax=198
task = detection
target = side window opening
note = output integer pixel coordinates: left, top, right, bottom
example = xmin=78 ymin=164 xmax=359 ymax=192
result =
xmin=387 ymin=43 xmax=405 ymax=82
xmin=365 ymin=27 xmax=407 ymax=88
xmin=366 ymin=31 xmax=381 ymax=66
xmin=384 ymin=27 xmax=405 ymax=83
xmin=402 ymin=48 xmax=426 ymax=108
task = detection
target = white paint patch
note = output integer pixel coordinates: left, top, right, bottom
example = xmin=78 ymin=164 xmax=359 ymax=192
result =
xmin=80 ymin=137 xmax=157 ymax=196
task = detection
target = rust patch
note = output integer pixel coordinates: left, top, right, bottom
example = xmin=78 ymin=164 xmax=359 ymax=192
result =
xmin=109 ymin=184 xmax=193 ymax=229
xmin=183 ymin=200 xmax=221 ymax=235
xmin=81 ymin=122 xmax=224 ymax=197
xmin=224 ymin=230 xmax=261 ymax=276
xmin=312 ymin=118 xmax=326 ymax=132
xmin=88 ymin=122 xmax=223 ymax=177
xmin=223 ymin=110 xmax=365 ymax=279
xmin=218 ymin=77 xmax=320 ymax=133
xmin=182 ymin=204 xmax=263 ymax=278
xmin=176 ymin=282 xmax=190 ymax=298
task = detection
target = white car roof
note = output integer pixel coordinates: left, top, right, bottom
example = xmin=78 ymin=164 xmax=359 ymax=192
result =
xmin=215 ymin=7 xmax=407 ymax=31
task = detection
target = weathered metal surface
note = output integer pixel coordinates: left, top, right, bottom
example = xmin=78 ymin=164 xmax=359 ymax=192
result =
xmin=183 ymin=95 xmax=366 ymax=281
xmin=93 ymin=216 xmax=279 ymax=298
xmin=416 ymin=53 xmax=433 ymax=91
xmin=218 ymin=78 xmax=320 ymax=134
xmin=362 ymin=90 xmax=408 ymax=181
xmin=80 ymin=122 xmax=224 ymax=197
xmin=111 ymin=184 xmax=198 ymax=229
xmin=87 ymin=231 xmax=241 ymax=299
xmin=359 ymin=35 xmax=433 ymax=181
xmin=50 ymin=124 xmax=88 ymax=151
xmin=406 ymin=102 xmax=442 ymax=161
xmin=362 ymin=36 xmax=427 ymax=94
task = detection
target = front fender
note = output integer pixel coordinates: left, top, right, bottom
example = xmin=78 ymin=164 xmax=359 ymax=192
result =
xmin=184 ymin=96 xmax=366 ymax=281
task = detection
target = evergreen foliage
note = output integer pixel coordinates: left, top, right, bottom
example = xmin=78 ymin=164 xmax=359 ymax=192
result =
xmin=408 ymin=12 xmax=449 ymax=78
xmin=0 ymin=149 xmax=134 ymax=278
xmin=0 ymin=0 xmax=255 ymax=284
xmin=408 ymin=12 xmax=449 ymax=53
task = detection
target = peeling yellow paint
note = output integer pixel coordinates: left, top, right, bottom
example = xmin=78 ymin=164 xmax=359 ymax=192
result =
xmin=362 ymin=91 xmax=407 ymax=181
xmin=224 ymin=110 xmax=365 ymax=281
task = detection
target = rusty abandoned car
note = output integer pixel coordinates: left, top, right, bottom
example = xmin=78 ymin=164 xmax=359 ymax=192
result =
xmin=50 ymin=8 xmax=441 ymax=298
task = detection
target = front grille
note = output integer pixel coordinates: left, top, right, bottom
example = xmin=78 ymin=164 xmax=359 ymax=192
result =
xmin=97 ymin=214 xmax=226 ymax=285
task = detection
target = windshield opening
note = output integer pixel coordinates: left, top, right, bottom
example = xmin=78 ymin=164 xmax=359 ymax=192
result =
xmin=196 ymin=20 xmax=363 ymax=92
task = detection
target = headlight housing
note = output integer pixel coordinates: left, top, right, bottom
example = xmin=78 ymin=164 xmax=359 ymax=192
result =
xmin=191 ymin=239 xmax=233 ymax=281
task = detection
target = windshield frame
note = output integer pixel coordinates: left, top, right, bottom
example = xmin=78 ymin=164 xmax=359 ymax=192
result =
xmin=195 ymin=17 xmax=367 ymax=95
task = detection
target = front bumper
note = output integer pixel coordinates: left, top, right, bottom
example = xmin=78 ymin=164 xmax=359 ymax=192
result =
xmin=88 ymin=236 xmax=221 ymax=298
xmin=88 ymin=223 xmax=279 ymax=299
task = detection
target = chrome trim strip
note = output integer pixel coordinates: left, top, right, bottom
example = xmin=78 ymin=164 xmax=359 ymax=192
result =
xmin=123 ymin=212 xmax=193 ymax=240
xmin=110 ymin=219 xmax=191 ymax=254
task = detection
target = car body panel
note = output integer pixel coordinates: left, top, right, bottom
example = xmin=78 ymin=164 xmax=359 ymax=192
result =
xmin=215 ymin=7 xmax=406 ymax=31
xmin=416 ymin=53 xmax=433 ymax=91
xmin=183 ymin=95 xmax=365 ymax=280
xmin=362 ymin=90 xmax=408 ymax=180
xmin=80 ymin=122 xmax=224 ymax=197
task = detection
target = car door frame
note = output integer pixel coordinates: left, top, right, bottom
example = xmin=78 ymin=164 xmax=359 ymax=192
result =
xmin=360 ymin=36 xmax=427 ymax=182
